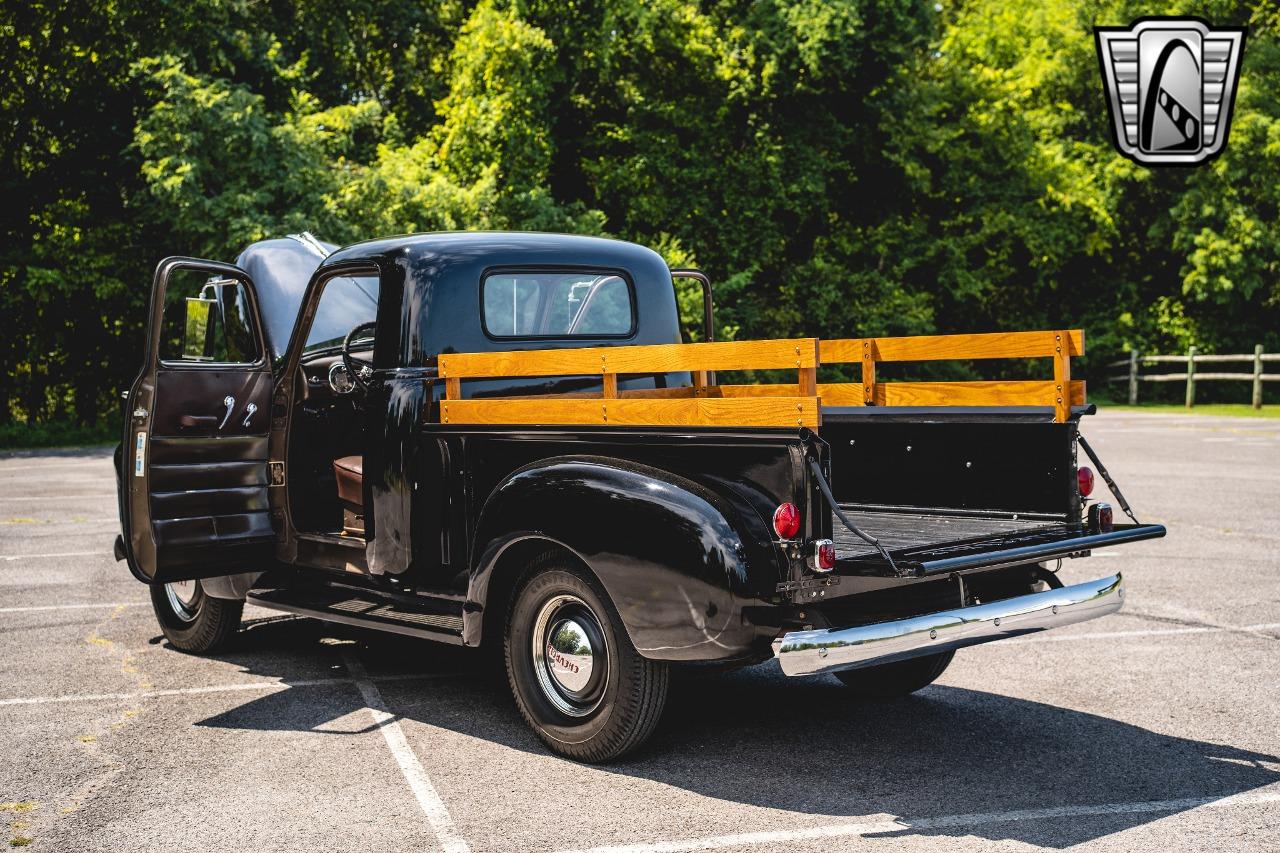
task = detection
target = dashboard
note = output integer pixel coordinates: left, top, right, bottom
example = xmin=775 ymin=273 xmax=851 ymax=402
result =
xmin=299 ymin=354 xmax=359 ymax=404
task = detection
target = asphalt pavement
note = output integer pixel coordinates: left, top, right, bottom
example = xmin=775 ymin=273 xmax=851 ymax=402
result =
xmin=1 ymin=411 xmax=1277 ymax=851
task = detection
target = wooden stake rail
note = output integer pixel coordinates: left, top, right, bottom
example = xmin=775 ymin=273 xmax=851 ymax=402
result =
xmin=436 ymin=329 xmax=1085 ymax=427
xmin=820 ymin=330 xmax=1085 ymax=424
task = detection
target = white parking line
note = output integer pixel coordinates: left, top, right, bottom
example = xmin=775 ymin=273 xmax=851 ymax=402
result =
xmin=0 ymin=671 xmax=465 ymax=707
xmin=1010 ymin=622 xmax=1280 ymax=644
xmin=0 ymin=462 xmax=112 ymax=472
xmin=0 ymin=551 xmax=110 ymax=561
xmin=0 ymin=678 xmax=351 ymax=706
xmin=342 ymin=649 xmax=471 ymax=853
xmin=553 ymin=791 xmax=1280 ymax=853
xmin=0 ymin=601 xmax=145 ymax=613
xmin=0 ymin=494 xmax=117 ymax=501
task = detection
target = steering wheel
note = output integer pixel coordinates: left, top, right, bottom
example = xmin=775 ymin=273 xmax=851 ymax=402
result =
xmin=342 ymin=321 xmax=378 ymax=392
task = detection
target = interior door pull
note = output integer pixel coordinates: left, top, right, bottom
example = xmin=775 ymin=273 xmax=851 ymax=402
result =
xmin=241 ymin=402 xmax=258 ymax=428
xmin=218 ymin=395 xmax=235 ymax=430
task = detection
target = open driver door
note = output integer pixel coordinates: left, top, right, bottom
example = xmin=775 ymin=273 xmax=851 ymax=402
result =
xmin=119 ymin=257 xmax=276 ymax=583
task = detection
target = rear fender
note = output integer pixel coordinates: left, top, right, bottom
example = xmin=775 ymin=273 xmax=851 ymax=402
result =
xmin=467 ymin=456 xmax=771 ymax=661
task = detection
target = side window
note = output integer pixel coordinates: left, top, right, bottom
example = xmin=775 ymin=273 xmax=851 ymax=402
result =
xmin=482 ymin=271 xmax=635 ymax=338
xmin=304 ymin=275 xmax=381 ymax=353
xmin=159 ymin=269 xmax=258 ymax=364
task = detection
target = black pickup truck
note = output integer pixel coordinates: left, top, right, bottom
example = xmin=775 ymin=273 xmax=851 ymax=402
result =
xmin=116 ymin=231 xmax=1165 ymax=762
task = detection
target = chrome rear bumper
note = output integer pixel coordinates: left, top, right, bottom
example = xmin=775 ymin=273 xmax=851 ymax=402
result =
xmin=772 ymin=573 xmax=1124 ymax=677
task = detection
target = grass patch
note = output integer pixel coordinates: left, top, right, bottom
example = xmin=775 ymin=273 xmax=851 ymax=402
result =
xmin=0 ymin=417 xmax=116 ymax=448
xmin=0 ymin=421 xmax=115 ymax=450
xmin=1100 ymin=403 xmax=1280 ymax=419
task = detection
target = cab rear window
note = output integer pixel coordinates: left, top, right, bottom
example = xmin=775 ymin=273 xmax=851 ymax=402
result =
xmin=482 ymin=270 xmax=635 ymax=339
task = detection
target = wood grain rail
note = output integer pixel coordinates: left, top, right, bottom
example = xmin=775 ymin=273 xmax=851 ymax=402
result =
xmin=820 ymin=329 xmax=1085 ymax=422
xmin=434 ymin=329 xmax=1085 ymax=427
xmin=712 ymin=380 xmax=1086 ymax=408
xmin=439 ymin=338 xmax=818 ymax=379
xmin=440 ymin=397 xmax=821 ymax=428
xmin=439 ymin=338 xmax=821 ymax=428
xmin=818 ymin=329 xmax=1084 ymax=363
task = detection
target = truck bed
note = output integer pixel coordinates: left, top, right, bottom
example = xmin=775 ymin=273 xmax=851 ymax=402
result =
xmin=829 ymin=504 xmax=1163 ymax=579
xmin=830 ymin=508 xmax=1067 ymax=559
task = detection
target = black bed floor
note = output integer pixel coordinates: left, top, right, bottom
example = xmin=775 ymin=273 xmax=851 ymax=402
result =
xmin=831 ymin=508 xmax=1068 ymax=558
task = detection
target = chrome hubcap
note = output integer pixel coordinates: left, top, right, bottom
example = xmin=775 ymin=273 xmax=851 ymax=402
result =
xmin=531 ymin=594 xmax=607 ymax=717
xmin=165 ymin=580 xmax=201 ymax=622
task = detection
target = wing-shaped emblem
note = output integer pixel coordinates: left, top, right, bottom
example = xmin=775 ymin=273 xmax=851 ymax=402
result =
xmin=1095 ymin=18 xmax=1246 ymax=165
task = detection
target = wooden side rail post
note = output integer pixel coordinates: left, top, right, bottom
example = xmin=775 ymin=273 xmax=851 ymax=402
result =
xmin=437 ymin=338 xmax=822 ymax=428
xmin=1053 ymin=330 xmax=1070 ymax=423
xmin=819 ymin=329 xmax=1086 ymax=422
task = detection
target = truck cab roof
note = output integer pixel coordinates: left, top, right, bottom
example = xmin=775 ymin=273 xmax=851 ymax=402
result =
xmin=237 ymin=231 xmax=683 ymax=366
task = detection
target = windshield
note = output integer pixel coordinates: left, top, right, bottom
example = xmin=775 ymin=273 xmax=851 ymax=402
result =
xmin=304 ymin=275 xmax=380 ymax=353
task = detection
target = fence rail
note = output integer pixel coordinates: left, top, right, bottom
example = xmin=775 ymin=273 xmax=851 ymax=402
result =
xmin=1108 ymin=345 xmax=1274 ymax=408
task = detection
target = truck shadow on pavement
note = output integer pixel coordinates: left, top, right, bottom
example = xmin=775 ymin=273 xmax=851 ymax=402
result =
xmin=193 ymin=617 xmax=1280 ymax=848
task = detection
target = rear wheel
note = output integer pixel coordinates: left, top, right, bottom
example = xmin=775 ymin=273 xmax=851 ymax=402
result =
xmin=505 ymin=558 xmax=668 ymax=763
xmin=833 ymin=650 xmax=954 ymax=699
xmin=150 ymin=579 xmax=243 ymax=653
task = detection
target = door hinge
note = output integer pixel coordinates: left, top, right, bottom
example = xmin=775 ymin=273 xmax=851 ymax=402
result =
xmin=268 ymin=461 xmax=285 ymax=486
xmin=132 ymin=407 xmax=148 ymax=420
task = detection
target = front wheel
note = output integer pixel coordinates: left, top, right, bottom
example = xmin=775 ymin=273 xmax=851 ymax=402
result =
xmin=833 ymin=650 xmax=954 ymax=699
xmin=150 ymin=580 xmax=243 ymax=653
xmin=505 ymin=560 xmax=668 ymax=763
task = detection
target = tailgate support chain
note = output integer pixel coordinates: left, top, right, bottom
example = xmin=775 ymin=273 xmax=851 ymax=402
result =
xmin=1077 ymin=434 xmax=1140 ymax=524
xmin=807 ymin=458 xmax=903 ymax=576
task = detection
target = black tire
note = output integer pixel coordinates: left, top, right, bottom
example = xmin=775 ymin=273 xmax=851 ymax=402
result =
xmin=833 ymin=650 xmax=954 ymax=699
xmin=505 ymin=557 xmax=668 ymax=763
xmin=150 ymin=580 xmax=243 ymax=653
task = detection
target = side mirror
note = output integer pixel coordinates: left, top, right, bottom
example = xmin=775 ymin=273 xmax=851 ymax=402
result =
xmin=182 ymin=295 xmax=216 ymax=360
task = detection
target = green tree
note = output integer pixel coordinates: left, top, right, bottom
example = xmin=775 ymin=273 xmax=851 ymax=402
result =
xmin=4 ymin=0 xmax=1279 ymax=439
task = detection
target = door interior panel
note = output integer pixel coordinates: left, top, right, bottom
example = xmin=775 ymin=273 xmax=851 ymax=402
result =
xmin=150 ymin=486 xmax=268 ymax=519
xmin=145 ymin=369 xmax=274 ymax=575
xmin=151 ymin=370 xmax=272 ymax=437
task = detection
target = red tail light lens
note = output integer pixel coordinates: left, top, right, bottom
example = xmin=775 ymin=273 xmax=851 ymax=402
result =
xmin=1077 ymin=466 xmax=1095 ymax=497
xmin=1089 ymin=502 xmax=1114 ymax=533
xmin=810 ymin=539 xmax=836 ymax=572
xmin=773 ymin=502 xmax=801 ymax=539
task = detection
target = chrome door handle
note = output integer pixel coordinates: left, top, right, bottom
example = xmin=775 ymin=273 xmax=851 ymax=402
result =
xmin=218 ymin=395 xmax=235 ymax=430
xmin=241 ymin=402 xmax=258 ymax=428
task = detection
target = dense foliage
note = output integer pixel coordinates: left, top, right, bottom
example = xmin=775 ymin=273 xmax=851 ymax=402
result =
xmin=3 ymin=0 xmax=1278 ymax=431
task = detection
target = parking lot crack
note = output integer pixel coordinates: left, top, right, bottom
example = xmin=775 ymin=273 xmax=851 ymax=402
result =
xmin=31 ymin=605 xmax=156 ymax=842
xmin=1124 ymin=609 xmax=1279 ymax=641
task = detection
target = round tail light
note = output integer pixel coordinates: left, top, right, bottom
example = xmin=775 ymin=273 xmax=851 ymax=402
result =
xmin=773 ymin=503 xmax=801 ymax=539
xmin=1077 ymin=466 xmax=1095 ymax=497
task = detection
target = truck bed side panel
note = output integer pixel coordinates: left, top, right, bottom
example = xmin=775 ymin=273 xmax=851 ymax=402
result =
xmin=428 ymin=427 xmax=807 ymax=661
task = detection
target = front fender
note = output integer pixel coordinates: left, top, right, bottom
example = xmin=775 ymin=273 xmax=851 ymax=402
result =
xmin=468 ymin=456 xmax=774 ymax=661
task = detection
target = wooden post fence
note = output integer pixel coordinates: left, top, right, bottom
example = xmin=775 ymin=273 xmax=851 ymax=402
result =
xmin=1185 ymin=345 xmax=1197 ymax=408
xmin=1109 ymin=345 xmax=1275 ymax=409
xmin=1255 ymin=344 xmax=1266 ymax=410
xmin=1128 ymin=349 xmax=1139 ymax=406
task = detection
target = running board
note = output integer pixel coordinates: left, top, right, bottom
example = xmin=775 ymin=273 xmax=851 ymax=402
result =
xmin=247 ymin=585 xmax=464 ymax=644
